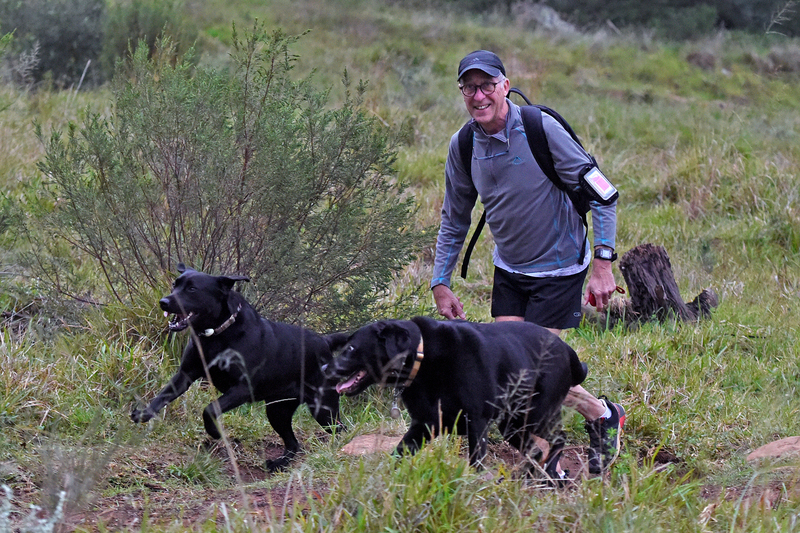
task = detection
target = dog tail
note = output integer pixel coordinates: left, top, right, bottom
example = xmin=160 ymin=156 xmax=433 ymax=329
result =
xmin=569 ymin=347 xmax=588 ymax=386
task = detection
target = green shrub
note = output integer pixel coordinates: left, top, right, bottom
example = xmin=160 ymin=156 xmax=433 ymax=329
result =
xmin=31 ymin=26 xmax=426 ymax=331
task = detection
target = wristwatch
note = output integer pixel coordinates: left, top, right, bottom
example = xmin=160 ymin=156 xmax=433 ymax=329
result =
xmin=594 ymin=248 xmax=618 ymax=262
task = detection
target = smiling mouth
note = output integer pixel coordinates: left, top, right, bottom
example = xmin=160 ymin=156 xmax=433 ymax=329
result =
xmin=165 ymin=311 xmax=194 ymax=332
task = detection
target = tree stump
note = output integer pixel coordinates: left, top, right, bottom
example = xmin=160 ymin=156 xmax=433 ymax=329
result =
xmin=584 ymin=243 xmax=718 ymax=327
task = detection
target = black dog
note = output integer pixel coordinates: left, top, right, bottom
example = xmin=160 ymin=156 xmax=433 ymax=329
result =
xmin=325 ymin=316 xmax=587 ymax=478
xmin=131 ymin=264 xmax=343 ymax=471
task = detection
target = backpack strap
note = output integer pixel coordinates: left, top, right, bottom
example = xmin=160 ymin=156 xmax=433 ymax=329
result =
xmin=458 ymin=92 xmax=588 ymax=278
xmin=460 ymin=210 xmax=485 ymax=279
xmin=520 ymin=105 xmax=589 ymax=230
xmin=457 ymin=123 xmax=484 ymax=279
xmin=457 ymin=122 xmax=473 ymax=179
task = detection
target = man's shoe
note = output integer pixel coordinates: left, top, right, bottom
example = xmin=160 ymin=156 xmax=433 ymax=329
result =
xmin=585 ymin=397 xmax=626 ymax=475
xmin=539 ymin=448 xmax=571 ymax=488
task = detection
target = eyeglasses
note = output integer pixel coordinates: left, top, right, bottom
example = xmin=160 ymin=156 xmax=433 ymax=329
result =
xmin=459 ymin=80 xmax=502 ymax=98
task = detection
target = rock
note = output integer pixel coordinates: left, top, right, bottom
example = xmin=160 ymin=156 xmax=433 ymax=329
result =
xmin=339 ymin=434 xmax=399 ymax=456
xmin=746 ymin=436 xmax=800 ymax=462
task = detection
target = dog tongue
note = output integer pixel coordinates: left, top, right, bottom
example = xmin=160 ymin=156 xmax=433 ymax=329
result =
xmin=336 ymin=370 xmax=366 ymax=394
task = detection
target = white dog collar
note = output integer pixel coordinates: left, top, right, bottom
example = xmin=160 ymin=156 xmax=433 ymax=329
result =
xmin=200 ymin=304 xmax=242 ymax=337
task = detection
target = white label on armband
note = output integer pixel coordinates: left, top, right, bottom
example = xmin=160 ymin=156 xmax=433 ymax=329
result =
xmin=584 ymin=167 xmax=617 ymax=201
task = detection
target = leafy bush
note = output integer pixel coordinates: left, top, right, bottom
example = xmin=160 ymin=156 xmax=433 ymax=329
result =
xmin=0 ymin=0 xmax=105 ymax=88
xmin=31 ymin=27 xmax=425 ymax=331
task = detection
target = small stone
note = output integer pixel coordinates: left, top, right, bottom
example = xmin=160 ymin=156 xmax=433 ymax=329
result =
xmin=746 ymin=436 xmax=800 ymax=462
xmin=339 ymin=434 xmax=399 ymax=456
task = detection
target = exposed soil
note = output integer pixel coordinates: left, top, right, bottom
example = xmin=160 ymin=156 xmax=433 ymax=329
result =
xmin=3 ymin=434 xmax=796 ymax=532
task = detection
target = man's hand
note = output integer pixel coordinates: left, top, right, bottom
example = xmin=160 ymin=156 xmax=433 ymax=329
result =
xmin=432 ymin=284 xmax=466 ymax=320
xmin=584 ymin=257 xmax=617 ymax=312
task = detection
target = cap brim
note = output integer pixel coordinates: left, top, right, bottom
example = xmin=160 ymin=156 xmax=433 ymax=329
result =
xmin=457 ymin=63 xmax=502 ymax=80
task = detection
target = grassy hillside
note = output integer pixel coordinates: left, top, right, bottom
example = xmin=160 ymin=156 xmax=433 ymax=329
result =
xmin=2 ymin=0 xmax=800 ymax=531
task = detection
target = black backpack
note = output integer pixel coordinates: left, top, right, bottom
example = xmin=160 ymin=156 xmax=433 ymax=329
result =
xmin=457 ymin=87 xmax=617 ymax=278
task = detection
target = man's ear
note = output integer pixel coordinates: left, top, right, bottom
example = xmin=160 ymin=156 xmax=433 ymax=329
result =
xmin=501 ymin=77 xmax=511 ymax=97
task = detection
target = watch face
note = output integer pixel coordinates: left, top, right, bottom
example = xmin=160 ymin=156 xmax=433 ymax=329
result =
xmin=596 ymin=249 xmax=615 ymax=260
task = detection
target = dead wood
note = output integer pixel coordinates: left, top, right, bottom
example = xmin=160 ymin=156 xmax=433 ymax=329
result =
xmin=583 ymin=243 xmax=718 ymax=328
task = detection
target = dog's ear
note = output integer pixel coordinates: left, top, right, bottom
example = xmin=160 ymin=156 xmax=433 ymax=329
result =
xmin=217 ymin=275 xmax=251 ymax=293
xmin=324 ymin=332 xmax=350 ymax=353
xmin=378 ymin=322 xmax=412 ymax=356
xmin=176 ymin=263 xmax=199 ymax=275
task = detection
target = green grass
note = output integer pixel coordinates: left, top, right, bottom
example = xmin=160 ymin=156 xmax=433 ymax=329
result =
xmin=2 ymin=0 xmax=800 ymax=530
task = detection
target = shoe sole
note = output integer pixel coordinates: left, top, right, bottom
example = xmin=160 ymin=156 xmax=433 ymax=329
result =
xmin=604 ymin=405 xmax=626 ymax=469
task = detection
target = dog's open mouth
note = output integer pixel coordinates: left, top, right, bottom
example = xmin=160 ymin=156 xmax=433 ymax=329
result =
xmin=335 ymin=370 xmax=368 ymax=395
xmin=165 ymin=311 xmax=194 ymax=332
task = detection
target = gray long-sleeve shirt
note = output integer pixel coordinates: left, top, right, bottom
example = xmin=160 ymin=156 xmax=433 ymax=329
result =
xmin=431 ymin=100 xmax=617 ymax=289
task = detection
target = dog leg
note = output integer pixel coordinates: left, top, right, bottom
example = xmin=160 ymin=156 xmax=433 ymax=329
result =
xmin=541 ymin=433 xmax=568 ymax=487
xmin=467 ymin=420 xmax=490 ymax=468
xmin=131 ymin=372 xmax=195 ymax=423
xmin=397 ymin=421 xmax=433 ymax=457
xmin=265 ymin=399 xmax=302 ymax=472
xmin=308 ymin=387 xmax=344 ymax=434
xmin=201 ymin=385 xmax=252 ymax=440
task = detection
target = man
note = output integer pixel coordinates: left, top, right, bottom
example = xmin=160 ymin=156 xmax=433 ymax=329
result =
xmin=431 ymin=50 xmax=625 ymax=476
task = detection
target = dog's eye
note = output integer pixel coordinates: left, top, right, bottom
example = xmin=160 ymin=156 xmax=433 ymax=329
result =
xmin=186 ymin=286 xmax=197 ymax=292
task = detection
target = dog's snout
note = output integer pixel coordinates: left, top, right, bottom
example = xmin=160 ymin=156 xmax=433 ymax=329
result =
xmin=159 ymin=297 xmax=171 ymax=311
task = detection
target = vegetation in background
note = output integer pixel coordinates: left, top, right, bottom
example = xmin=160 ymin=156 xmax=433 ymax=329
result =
xmin=100 ymin=0 xmax=199 ymax=81
xmin=0 ymin=0 xmax=105 ymax=88
xmin=540 ymin=0 xmax=800 ymax=38
xmin=0 ymin=0 xmax=799 ymax=530
xmin=0 ymin=0 xmax=199 ymax=88
xmin=30 ymin=26 xmax=425 ymax=332
xmin=403 ymin=0 xmax=800 ymax=39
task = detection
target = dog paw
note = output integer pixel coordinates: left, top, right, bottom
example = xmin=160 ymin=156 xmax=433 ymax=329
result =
xmin=265 ymin=457 xmax=291 ymax=472
xmin=265 ymin=449 xmax=299 ymax=473
xmin=201 ymin=438 xmax=221 ymax=452
xmin=130 ymin=408 xmax=154 ymax=423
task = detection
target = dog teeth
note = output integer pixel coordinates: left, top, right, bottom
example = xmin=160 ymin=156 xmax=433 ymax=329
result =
xmin=166 ymin=312 xmax=194 ymax=332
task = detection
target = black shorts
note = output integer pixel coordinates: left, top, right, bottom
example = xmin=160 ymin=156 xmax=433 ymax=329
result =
xmin=491 ymin=267 xmax=588 ymax=330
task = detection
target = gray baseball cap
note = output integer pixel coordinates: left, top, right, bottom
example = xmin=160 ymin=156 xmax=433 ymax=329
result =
xmin=457 ymin=50 xmax=506 ymax=80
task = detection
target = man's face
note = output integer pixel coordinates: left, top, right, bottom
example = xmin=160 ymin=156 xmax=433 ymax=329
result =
xmin=459 ymin=70 xmax=510 ymax=135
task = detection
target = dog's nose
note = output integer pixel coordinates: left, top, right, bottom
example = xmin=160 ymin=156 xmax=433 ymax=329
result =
xmin=159 ymin=298 xmax=170 ymax=311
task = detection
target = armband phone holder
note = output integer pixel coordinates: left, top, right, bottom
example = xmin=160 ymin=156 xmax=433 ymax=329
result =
xmin=580 ymin=166 xmax=618 ymax=204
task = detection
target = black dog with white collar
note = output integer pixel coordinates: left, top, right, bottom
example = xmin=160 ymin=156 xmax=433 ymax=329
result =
xmin=131 ymin=264 xmax=343 ymax=471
